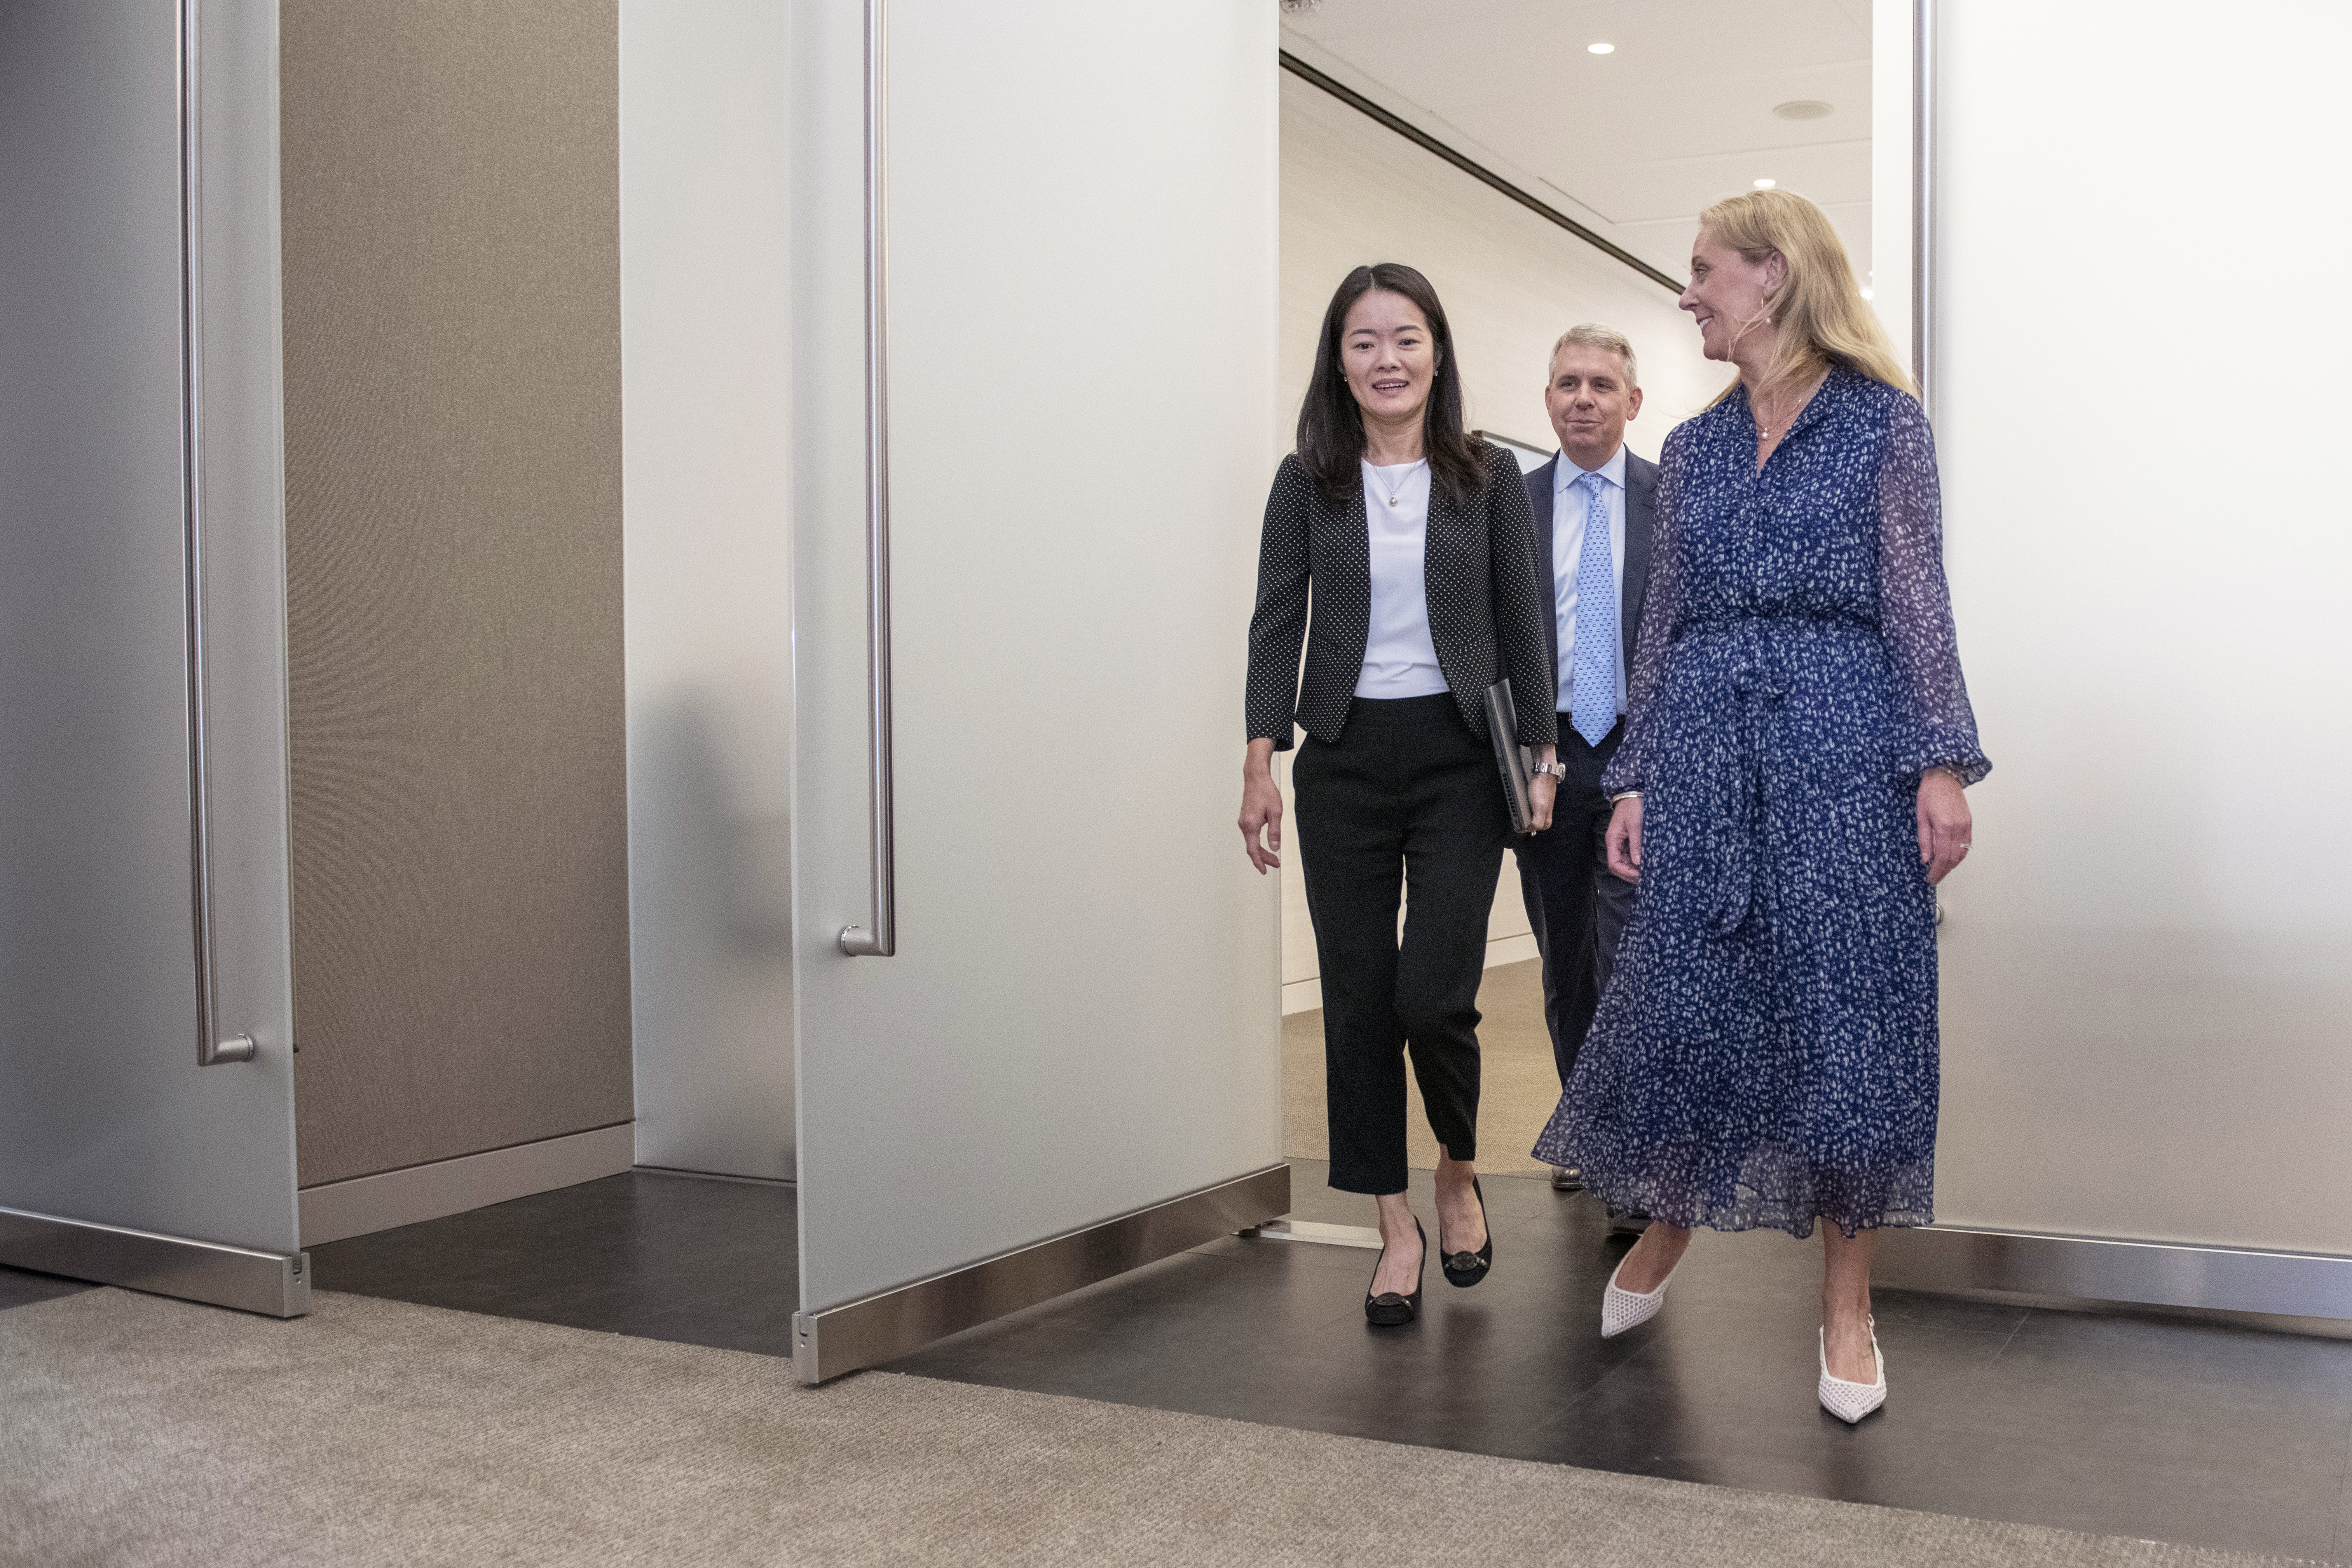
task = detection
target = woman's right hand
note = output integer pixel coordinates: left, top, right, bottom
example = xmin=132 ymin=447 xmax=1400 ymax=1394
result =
xmin=1239 ymin=739 xmax=1284 ymax=874
xmin=1605 ymin=794 xmax=1644 ymax=881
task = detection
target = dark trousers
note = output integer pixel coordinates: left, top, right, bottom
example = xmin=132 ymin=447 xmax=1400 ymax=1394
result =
xmin=1294 ymin=693 xmax=1511 ymax=1195
xmin=1513 ymin=713 xmax=1635 ymax=1090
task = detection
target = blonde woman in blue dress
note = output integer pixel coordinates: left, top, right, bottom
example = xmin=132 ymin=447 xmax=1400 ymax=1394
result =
xmin=1532 ymin=190 xmax=1987 ymax=1423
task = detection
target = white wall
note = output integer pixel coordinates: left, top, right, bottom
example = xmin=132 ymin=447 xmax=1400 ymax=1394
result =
xmin=1276 ymin=70 xmax=1722 ymax=1009
xmin=1279 ymin=73 xmax=1723 ymax=474
xmin=620 ymin=0 xmax=797 ymax=1180
xmin=1930 ymin=3 xmax=2352 ymax=1252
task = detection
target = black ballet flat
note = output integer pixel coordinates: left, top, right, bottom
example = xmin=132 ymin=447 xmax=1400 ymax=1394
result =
xmin=1364 ymin=1217 xmax=1425 ymax=1327
xmin=1439 ymin=1177 xmax=1494 ymax=1288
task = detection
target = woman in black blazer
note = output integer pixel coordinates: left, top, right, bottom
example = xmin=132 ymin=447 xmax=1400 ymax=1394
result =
xmin=1239 ymin=263 xmax=1559 ymax=1326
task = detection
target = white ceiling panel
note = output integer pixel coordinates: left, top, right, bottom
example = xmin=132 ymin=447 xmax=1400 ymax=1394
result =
xmin=1281 ymin=0 xmax=1873 ymax=282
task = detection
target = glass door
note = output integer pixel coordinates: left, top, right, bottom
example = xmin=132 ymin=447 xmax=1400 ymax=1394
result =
xmin=787 ymin=0 xmax=1285 ymax=1380
xmin=0 ymin=0 xmax=302 ymax=1314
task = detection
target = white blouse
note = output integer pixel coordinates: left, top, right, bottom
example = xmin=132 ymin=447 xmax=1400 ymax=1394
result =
xmin=1352 ymin=459 xmax=1449 ymax=700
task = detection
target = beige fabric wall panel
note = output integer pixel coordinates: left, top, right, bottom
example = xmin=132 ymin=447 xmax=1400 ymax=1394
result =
xmin=281 ymin=0 xmax=632 ymax=1186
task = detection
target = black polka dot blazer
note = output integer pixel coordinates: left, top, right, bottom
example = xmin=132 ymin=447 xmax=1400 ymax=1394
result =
xmin=1246 ymin=443 xmax=1560 ymax=752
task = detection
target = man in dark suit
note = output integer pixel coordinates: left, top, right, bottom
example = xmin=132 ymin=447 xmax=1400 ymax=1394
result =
xmin=1513 ymin=325 xmax=1654 ymax=1206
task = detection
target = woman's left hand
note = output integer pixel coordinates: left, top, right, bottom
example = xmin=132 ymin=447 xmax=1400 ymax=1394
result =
xmin=1916 ymin=768 xmax=1972 ymax=884
xmin=1527 ymin=772 xmax=1556 ymax=833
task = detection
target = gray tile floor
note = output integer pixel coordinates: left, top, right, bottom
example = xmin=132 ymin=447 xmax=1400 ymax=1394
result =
xmin=897 ymin=1165 xmax=2352 ymax=1564
xmin=306 ymin=1168 xmax=799 ymax=1356
xmin=13 ymin=1162 xmax=2350 ymax=1562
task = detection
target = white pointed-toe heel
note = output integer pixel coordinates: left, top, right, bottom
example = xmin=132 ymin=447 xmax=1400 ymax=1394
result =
xmin=1817 ymin=1318 xmax=1887 ymax=1423
xmin=1600 ymin=1251 xmax=1680 ymax=1338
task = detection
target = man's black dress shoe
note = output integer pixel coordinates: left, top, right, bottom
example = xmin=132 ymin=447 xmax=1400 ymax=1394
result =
xmin=1551 ymin=1165 xmax=1583 ymax=1192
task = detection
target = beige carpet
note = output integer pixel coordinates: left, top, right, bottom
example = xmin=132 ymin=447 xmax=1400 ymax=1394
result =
xmin=0 ymin=1288 xmax=2310 ymax=1568
xmin=1285 ymin=956 xmax=1559 ymax=1174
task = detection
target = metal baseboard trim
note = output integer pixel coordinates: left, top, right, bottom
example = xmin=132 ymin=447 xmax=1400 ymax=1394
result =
xmin=793 ymin=1163 xmax=1291 ymax=1384
xmin=1921 ymin=1290 xmax=2352 ymax=1343
xmin=0 ymin=1206 xmax=307 ymax=1318
xmin=633 ymin=1165 xmax=796 ymax=1189
xmin=1879 ymin=1224 xmax=2352 ymax=1324
xmin=299 ymin=1122 xmax=636 ymax=1246
xmin=1243 ymin=1218 xmax=1384 ymax=1251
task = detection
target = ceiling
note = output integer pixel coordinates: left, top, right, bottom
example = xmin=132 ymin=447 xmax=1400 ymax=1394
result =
xmin=1279 ymin=0 xmax=1874 ymax=289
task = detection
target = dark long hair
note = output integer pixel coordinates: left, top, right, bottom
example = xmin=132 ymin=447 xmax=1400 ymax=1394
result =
xmin=1295 ymin=263 xmax=1487 ymax=506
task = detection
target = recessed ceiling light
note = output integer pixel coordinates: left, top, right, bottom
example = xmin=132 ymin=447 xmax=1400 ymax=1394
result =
xmin=1773 ymin=99 xmax=1833 ymax=120
xmin=1753 ymin=178 xmax=1776 ymax=189
xmin=1588 ymin=42 xmax=1615 ymax=54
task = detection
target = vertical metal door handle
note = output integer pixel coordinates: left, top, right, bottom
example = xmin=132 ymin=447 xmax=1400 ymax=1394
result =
xmin=1911 ymin=0 xmax=1936 ymax=415
xmin=180 ymin=0 xmax=255 ymax=1064
xmin=839 ymin=0 xmax=896 ymax=959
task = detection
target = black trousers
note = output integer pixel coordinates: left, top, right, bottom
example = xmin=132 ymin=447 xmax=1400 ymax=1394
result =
xmin=1294 ymin=693 xmax=1511 ymax=1195
xmin=1513 ymin=713 xmax=1633 ymax=1089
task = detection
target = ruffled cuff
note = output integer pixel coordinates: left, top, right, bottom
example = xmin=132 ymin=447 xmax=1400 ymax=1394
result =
xmin=1898 ymin=733 xmax=1990 ymax=788
xmin=1598 ymin=750 xmax=1644 ymax=797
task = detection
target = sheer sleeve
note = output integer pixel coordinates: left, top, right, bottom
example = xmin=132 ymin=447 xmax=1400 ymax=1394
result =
xmin=1599 ymin=427 xmax=1689 ymax=796
xmin=1877 ymin=396 xmax=1990 ymax=785
xmin=1243 ymin=457 xmax=1312 ymax=749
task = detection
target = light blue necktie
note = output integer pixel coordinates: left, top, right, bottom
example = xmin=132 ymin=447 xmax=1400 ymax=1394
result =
xmin=1569 ymin=469 xmax=1618 ymax=748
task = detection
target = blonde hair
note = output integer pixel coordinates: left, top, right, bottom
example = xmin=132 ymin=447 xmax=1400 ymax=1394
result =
xmin=1548 ymin=323 xmax=1638 ymax=390
xmin=1697 ymin=188 xmax=1913 ymax=406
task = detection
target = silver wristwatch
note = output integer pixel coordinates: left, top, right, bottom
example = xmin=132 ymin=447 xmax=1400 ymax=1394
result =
xmin=1531 ymin=760 xmax=1569 ymax=781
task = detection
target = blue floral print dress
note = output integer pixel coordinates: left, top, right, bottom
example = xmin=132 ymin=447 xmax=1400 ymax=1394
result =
xmin=1531 ymin=366 xmax=1989 ymax=1238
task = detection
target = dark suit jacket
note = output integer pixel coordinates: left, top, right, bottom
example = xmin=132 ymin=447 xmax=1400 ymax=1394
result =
xmin=1523 ymin=448 xmax=1658 ymax=712
xmin=1245 ymin=443 xmax=1558 ymax=751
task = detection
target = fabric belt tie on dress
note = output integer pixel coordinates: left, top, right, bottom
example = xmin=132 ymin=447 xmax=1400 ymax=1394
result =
xmin=1706 ymin=640 xmax=1786 ymax=940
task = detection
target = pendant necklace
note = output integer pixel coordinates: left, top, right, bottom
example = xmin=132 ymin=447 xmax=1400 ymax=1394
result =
xmin=1373 ymin=458 xmax=1427 ymax=509
xmin=1757 ymin=375 xmax=1822 ymax=441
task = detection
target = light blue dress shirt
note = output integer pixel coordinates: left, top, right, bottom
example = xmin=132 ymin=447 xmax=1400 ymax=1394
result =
xmin=1552 ymin=444 xmax=1628 ymax=715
